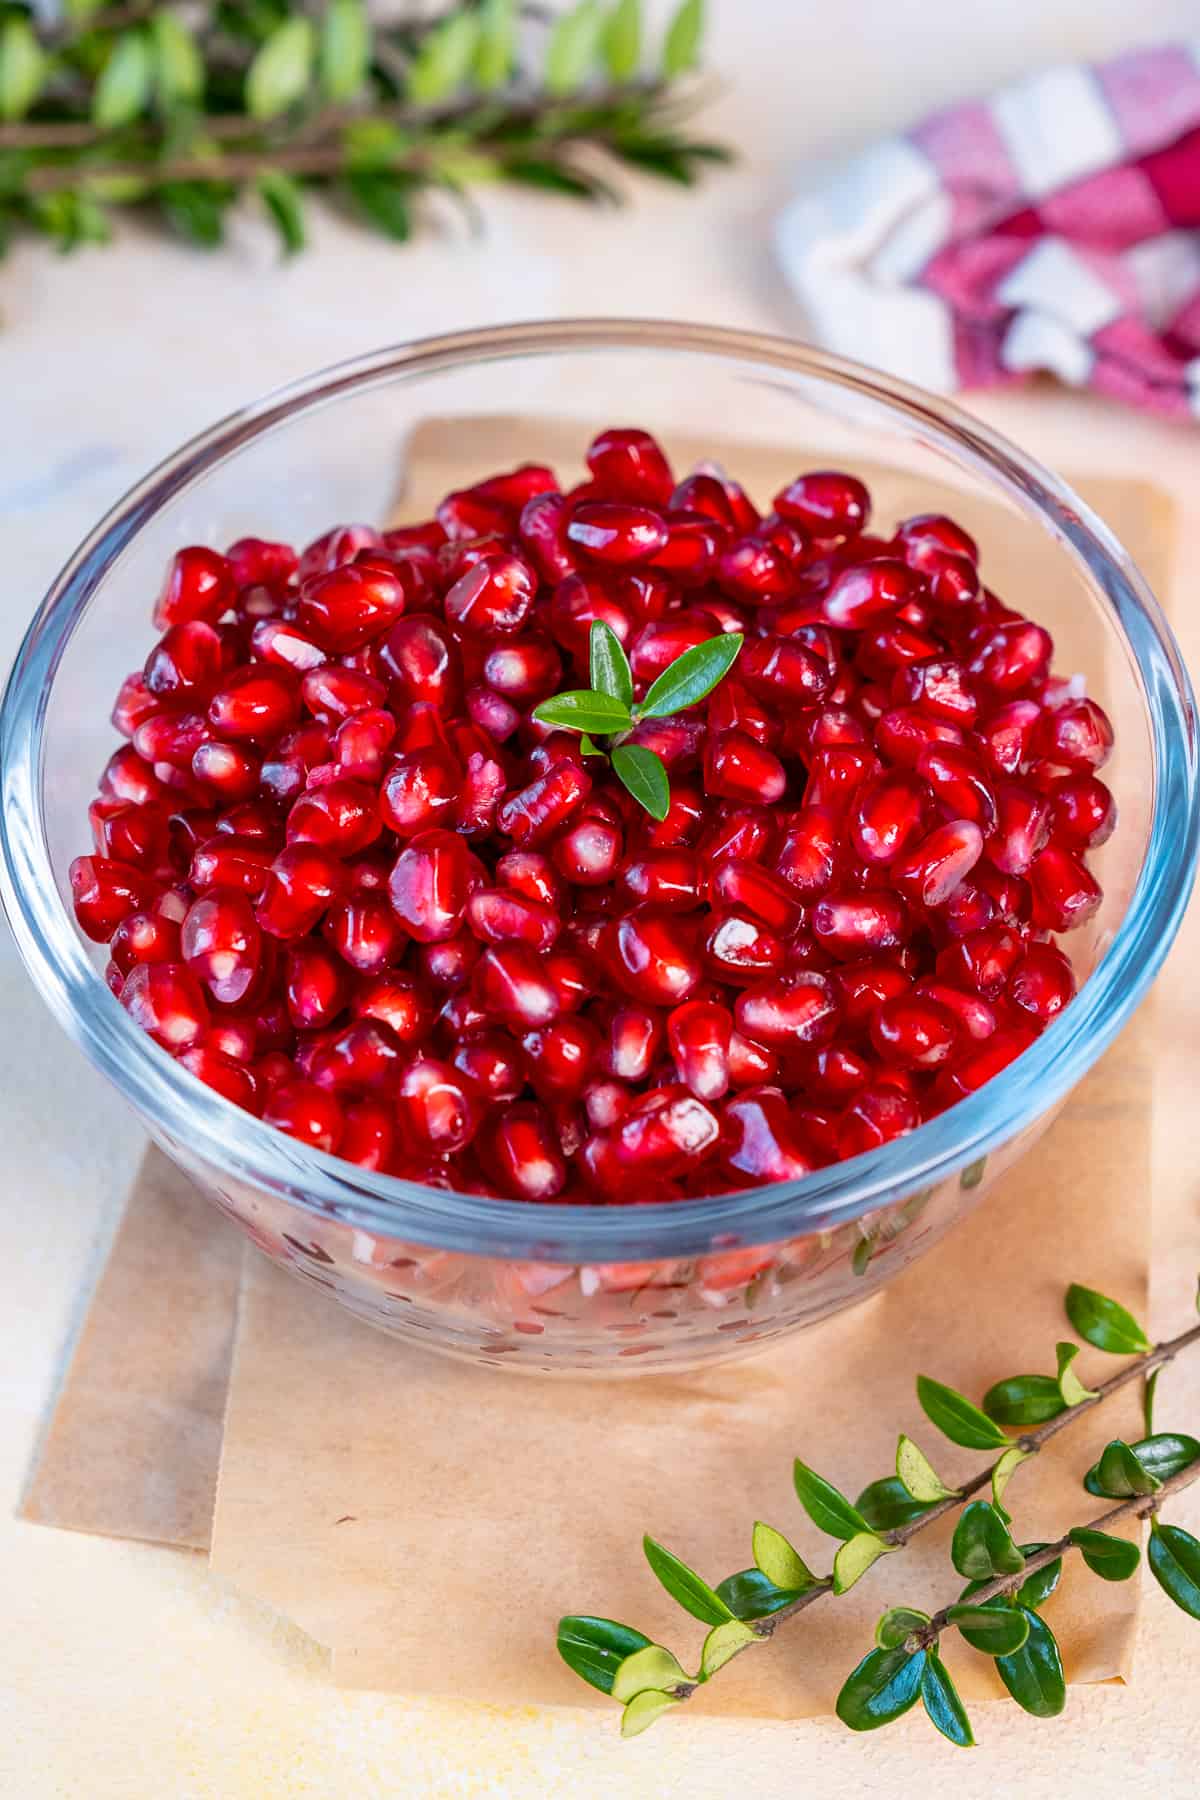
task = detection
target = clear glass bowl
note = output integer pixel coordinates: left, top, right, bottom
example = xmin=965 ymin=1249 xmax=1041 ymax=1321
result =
xmin=2 ymin=321 xmax=1196 ymax=1374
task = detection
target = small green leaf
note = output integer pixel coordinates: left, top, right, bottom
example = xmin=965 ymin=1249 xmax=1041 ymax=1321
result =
xmin=714 ymin=1568 xmax=798 ymax=1621
xmin=544 ymin=0 xmax=604 ymax=96
xmin=1014 ymin=1548 xmax=1064 ymax=1610
xmin=995 ymin=1608 xmax=1066 ymax=1717
xmin=833 ymin=1532 xmax=895 ymax=1595
xmin=991 ymin=1445 xmax=1031 ymax=1524
xmin=1113 ymin=1433 xmax=1200 ymax=1487
xmin=1069 ymin=1526 xmax=1140 ymax=1582
xmin=643 ymin=1536 xmax=733 ymax=1626
xmin=611 ymin=744 xmax=670 ymax=821
xmin=875 ymin=1607 xmax=929 ymax=1650
xmin=1064 ymin=1283 xmax=1151 ymax=1355
xmin=855 ymin=1477 xmax=935 ymax=1533
xmin=620 ymin=1688 xmax=678 ymax=1736
xmin=983 ymin=1374 xmax=1066 ymax=1427
xmin=896 ymin=1434 xmax=959 ymax=1504
xmin=578 ymin=733 xmax=605 ymax=758
xmin=532 ymin=690 xmax=632 ymax=735
xmin=346 ymin=170 xmax=413 ymax=241
xmin=920 ymin=1651 xmax=974 ymax=1747
xmin=245 ymin=17 xmax=314 ymax=120
xmin=1148 ymin=1521 xmax=1200 ymax=1619
xmin=661 ymin=0 xmax=703 ymax=77
xmin=319 ymin=0 xmax=370 ymax=102
xmin=951 ymin=1501 xmax=1026 ymax=1581
xmin=474 ymin=0 xmax=516 ymax=90
xmin=407 ymin=9 xmax=480 ymax=103
xmin=637 ymin=633 xmax=743 ymax=720
xmin=1143 ymin=1366 xmax=1160 ymax=1437
xmin=946 ymin=1602 xmax=1030 ymax=1655
xmin=1084 ymin=1438 xmax=1162 ymax=1500
xmin=93 ymin=31 xmax=154 ymax=129
xmin=851 ymin=1233 xmax=874 ymax=1277
xmin=836 ymin=1646 xmax=926 ymax=1732
xmin=257 ymin=169 xmax=306 ymax=254
xmin=1056 ymin=1341 xmax=1098 ymax=1407
xmin=590 ymin=619 xmax=633 ymax=708
xmin=793 ymin=1459 xmax=871 ymax=1542
xmin=158 ymin=181 xmax=229 ymax=248
xmin=0 ymin=17 xmax=46 ymax=123
xmin=699 ymin=1617 xmax=757 ymax=1678
xmin=504 ymin=158 xmax=616 ymax=201
xmin=603 ymin=0 xmax=642 ymax=80
xmin=556 ymin=1615 xmax=652 ymax=1695
xmin=151 ymin=11 xmax=203 ymax=108
xmin=752 ymin=1521 xmax=814 ymax=1593
xmin=610 ymin=1642 xmax=689 ymax=1701
xmin=916 ymin=1375 xmax=1010 ymax=1451
xmin=959 ymin=1154 xmax=987 ymax=1189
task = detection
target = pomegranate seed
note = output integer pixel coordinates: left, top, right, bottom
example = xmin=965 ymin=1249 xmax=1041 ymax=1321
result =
xmin=154 ymin=546 xmax=235 ymax=629
xmin=735 ymin=969 xmax=840 ymax=1048
xmin=466 ymin=887 xmax=560 ymax=953
xmin=445 ymin=551 xmax=537 ymax=636
xmin=301 ymin=666 xmax=387 ymax=723
xmin=395 ymin=1056 xmax=481 ymax=1154
xmin=715 ymin=537 xmax=795 ymax=604
xmin=1009 ymin=942 xmax=1077 ymax=1023
xmin=969 ymin=621 xmax=1052 ymax=694
xmin=382 ymin=616 xmax=462 ymax=712
xmin=823 ymin=559 xmax=916 ymax=629
xmin=263 ymin=1079 xmax=344 ymax=1151
xmin=891 ymin=820 xmax=983 ymax=908
xmin=1033 ymin=697 xmax=1114 ymax=771
xmin=720 ymin=1088 xmax=814 ymax=1182
xmin=936 ymin=924 xmax=1023 ymax=999
xmin=482 ymin=1103 xmax=567 ymax=1200
xmin=255 ymin=845 xmax=346 ymax=939
xmin=614 ymin=1084 xmax=720 ymax=1176
xmin=838 ymin=1085 xmax=919 ymax=1158
xmin=552 ymin=811 xmax=623 ymax=886
xmin=897 ymin=513 xmax=978 ymax=568
xmin=70 ymin=856 xmax=156 ymax=941
xmin=668 ymin=1000 xmax=733 ymax=1101
xmin=1050 ymin=774 xmax=1116 ymax=848
xmin=916 ymin=743 xmax=997 ymax=831
xmin=519 ymin=490 xmax=579 ymax=583
xmin=521 ymin=1016 xmax=601 ymax=1100
xmin=775 ymin=471 xmax=869 ymax=543
xmin=208 ymin=667 xmax=301 ymax=742
xmin=704 ymin=911 xmax=786 ymax=985
xmin=322 ymin=892 xmax=404 ymax=974
xmin=177 ymin=1045 xmax=260 ymax=1112
xmin=990 ymin=784 xmax=1052 ymax=876
xmin=851 ymin=771 xmax=927 ymax=865
xmin=933 ymin=1024 xmax=1038 ymax=1107
xmin=705 ymin=730 xmax=787 ymax=805
xmin=876 ymin=707 xmax=965 ymax=769
xmin=110 ymin=908 xmax=182 ymax=972
xmin=473 ymin=943 xmax=561 ymax=1028
xmin=1029 ymin=843 xmax=1102 ymax=933
xmin=604 ymin=911 xmax=702 ymax=1007
xmin=190 ymin=834 xmax=274 ymax=898
xmin=339 ymin=1097 xmax=395 ymax=1170
xmin=497 ymin=760 xmax=591 ymax=847
xmin=387 ymin=829 xmax=471 ymax=943
xmin=893 ymin=657 xmax=979 ymax=726
xmin=566 ymin=501 xmax=669 ymax=566
xmin=871 ymin=993 xmax=959 ymax=1069
xmin=710 ymin=861 xmax=803 ymax=934
xmin=284 ymin=939 xmax=346 ymax=1028
xmin=586 ymin=427 xmax=674 ymax=506
xmin=181 ymin=892 xmax=261 ymax=1005
xmin=121 ymin=961 xmax=209 ymax=1049
xmin=811 ymin=891 xmax=908 ymax=959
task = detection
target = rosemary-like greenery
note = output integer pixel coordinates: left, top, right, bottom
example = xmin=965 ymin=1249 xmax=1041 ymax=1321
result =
xmin=0 ymin=0 xmax=724 ymax=254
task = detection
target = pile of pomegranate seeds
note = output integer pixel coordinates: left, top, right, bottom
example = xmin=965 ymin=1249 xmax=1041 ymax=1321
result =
xmin=70 ymin=428 xmax=1114 ymax=1203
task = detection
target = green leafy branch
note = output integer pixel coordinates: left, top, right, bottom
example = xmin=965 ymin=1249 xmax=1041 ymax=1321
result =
xmin=0 ymin=0 xmax=724 ymax=255
xmin=558 ymin=1281 xmax=1200 ymax=1740
xmin=533 ymin=619 xmax=741 ymax=819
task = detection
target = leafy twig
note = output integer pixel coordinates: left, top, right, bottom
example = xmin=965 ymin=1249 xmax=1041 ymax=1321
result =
xmin=558 ymin=1278 xmax=1200 ymax=1740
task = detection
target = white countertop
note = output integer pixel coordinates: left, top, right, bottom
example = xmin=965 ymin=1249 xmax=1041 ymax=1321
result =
xmin=4 ymin=2 xmax=1200 ymax=1793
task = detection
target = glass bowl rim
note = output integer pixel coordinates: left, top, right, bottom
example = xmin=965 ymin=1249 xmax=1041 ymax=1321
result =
xmin=1 ymin=317 xmax=1196 ymax=1262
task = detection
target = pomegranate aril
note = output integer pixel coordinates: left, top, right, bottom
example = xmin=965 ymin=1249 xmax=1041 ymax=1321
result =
xmin=933 ymin=1025 xmax=1038 ymax=1107
xmin=614 ymin=1084 xmax=720 ymax=1176
xmin=208 ymin=666 xmax=301 ymax=742
xmin=976 ymin=699 xmax=1041 ymax=777
xmin=916 ymin=743 xmax=996 ymax=831
xmin=936 ymin=923 xmax=1023 ymax=999
xmin=381 ymin=615 xmax=462 ymax=712
xmin=891 ymin=820 xmax=983 ymax=909
xmin=914 ymin=977 xmax=997 ymax=1042
xmin=323 ymin=893 xmax=404 ymax=975
xmin=521 ymin=1016 xmax=601 ymax=1101
xmin=1028 ymin=843 xmax=1102 ymax=933
xmin=445 ymin=550 xmax=536 ymax=636
xmin=154 ymin=546 xmax=235 ymax=629
xmin=518 ymin=490 xmax=579 ymax=583
xmin=876 ymin=708 xmax=965 ymax=770
xmin=740 ymin=635 xmax=831 ymax=707
xmin=1050 ymin=773 xmax=1116 ymax=849
xmin=310 ymin=1020 xmax=404 ymax=1092
xmin=850 ymin=771 xmax=927 ymax=865
xmin=1032 ymin=697 xmax=1114 ymax=771
xmin=388 ymin=829 xmax=471 ymax=944
xmin=110 ymin=909 xmax=182 ymax=972
xmin=704 ymin=911 xmax=786 ymax=984
xmin=774 ymin=470 xmax=869 ymax=543
xmin=284 ymin=939 xmax=347 ymax=1029
xmin=379 ymin=749 xmax=461 ymax=838
xmin=467 ymin=887 xmax=560 ymax=952
xmin=601 ymin=1005 xmax=663 ymax=1083
xmin=472 ymin=942 xmax=561 ymax=1029
xmin=719 ymin=1088 xmax=814 ymax=1183
xmin=483 ymin=1103 xmax=567 ymax=1200
xmin=177 ymin=1045 xmax=260 ymax=1113
xmin=715 ymin=536 xmax=795 ymax=604
xmin=705 ymin=730 xmax=787 ymax=805
xmin=811 ymin=891 xmax=908 ymax=959
xmin=668 ymin=1000 xmax=733 ymax=1101
xmin=497 ymin=760 xmax=591 ymax=847
xmin=604 ymin=910 xmax=702 ymax=1007
xmin=301 ymin=665 xmax=387 ymax=722
xmin=710 ymin=860 xmax=803 ymax=934
xmin=871 ymin=993 xmax=959 ymax=1069
xmin=969 ymin=620 xmax=1052 ymax=694
xmin=990 ymin=783 xmax=1052 ymax=876
xmin=734 ymin=970 xmax=840 ymax=1049
xmin=823 ymin=559 xmax=915 ymax=629
xmin=695 ymin=806 xmax=773 ymax=868
xmin=1009 ymin=943 xmax=1077 ymax=1023
xmin=837 ymin=1085 xmax=919 ymax=1159
xmin=70 ymin=855 xmax=156 ymax=941
xmin=552 ymin=812 xmax=623 ymax=886
xmin=896 ymin=512 xmax=978 ymax=568
xmin=181 ymin=892 xmax=261 ymax=1005
xmin=190 ymin=834 xmax=274 ymax=897
xmin=629 ymin=616 xmax=717 ymax=685
xmin=586 ymin=427 xmax=674 ymax=506
xmin=263 ymin=1079 xmax=344 ymax=1152
xmin=354 ymin=971 xmax=434 ymax=1044
xmin=121 ymin=961 xmax=209 ymax=1049
xmin=339 ymin=1097 xmax=395 ymax=1170
xmin=892 ymin=657 xmax=979 ymax=726
xmin=566 ymin=501 xmax=669 ymax=566
xmin=255 ymin=845 xmax=346 ymax=940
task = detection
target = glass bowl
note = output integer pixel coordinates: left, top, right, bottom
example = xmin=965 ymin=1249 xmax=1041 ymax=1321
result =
xmin=2 ymin=321 xmax=1196 ymax=1375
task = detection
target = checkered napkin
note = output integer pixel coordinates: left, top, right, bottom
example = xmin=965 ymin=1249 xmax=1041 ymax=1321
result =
xmin=776 ymin=44 xmax=1200 ymax=417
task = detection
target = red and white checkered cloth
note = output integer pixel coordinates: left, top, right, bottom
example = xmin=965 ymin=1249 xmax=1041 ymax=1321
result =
xmin=776 ymin=44 xmax=1200 ymax=417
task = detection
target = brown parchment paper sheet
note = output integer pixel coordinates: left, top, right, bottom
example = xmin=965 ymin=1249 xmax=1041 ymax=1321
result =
xmin=22 ymin=425 xmax=1175 ymax=1714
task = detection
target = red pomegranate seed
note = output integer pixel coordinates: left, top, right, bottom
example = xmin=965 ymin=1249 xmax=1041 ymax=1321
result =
xmin=177 ymin=1045 xmax=260 ymax=1112
xmin=823 ymin=559 xmax=915 ymax=629
xmin=851 ymin=771 xmax=927 ymax=865
xmin=181 ymin=892 xmax=261 ymax=1005
xmin=871 ymin=993 xmax=959 ymax=1069
xmin=720 ymin=1087 xmax=814 ymax=1182
xmin=518 ymin=490 xmax=579 ymax=583
xmin=896 ymin=513 xmax=978 ymax=568
xmin=445 ymin=551 xmax=537 ymax=636
xmin=914 ymin=977 xmax=996 ymax=1042
xmin=1050 ymin=774 xmax=1116 ymax=848
xmin=811 ymin=891 xmax=908 ymax=959
xmin=110 ymin=908 xmax=182 ymax=972
xmin=704 ymin=911 xmax=786 ymax=985
xmin=936 ymin=923 xmax=1023 ymax=998
xmin=255 ymin=845 xmax=346 ymax=939
xmin=1033 ymin=697 xmax=1114 ymax=771
xmin=1009 ymin=942 xmax=1077 ymax=1023
xmin=892 ymin=657 xmax=979 ymax=725
xmin=452 ymin=1033 xmax=526 ymax=1104
xmin=497 ymin=760 xmax=591 ymax=847
xmin=969 ymin=620 xmax=1052 ymax=694
xmin=190 ymin=834 xmax=274 ymax=898
xmin=916 ymin=743 xmax=997 ymax=831
xmin=1029 ymin=843 xmax=1102 ymax=933
xmin=208 ymin=667 xmax=301 ymax=742
xmin=381 ymin=616 xmax=462 ymax=712
xmin=467 ymin=887 xmax=560 ymax=953
xmin=774 ymin=471 xmax=869 ymax=543
xmin=154 ymin=546 xmax=235 ymax=629
xmin=386 ymin=829 xmax=470 ymax=943
xmin=284 ymin=939 xmax=346 ymax=1029
xmin=121 ymin=961 xmax=209 ymax=1049
xmin=710 ymin=860 xmax=803 ymax=934
xmin=614 ymin=1084 xmax=720 ymax=1176
xmin=834 ymin=959 xmax=912 ymax=1034
xmin=322 ymin=893 xmax=404 ymax=974
xmin=837 ymin=1085 xmax=919 ymax=1159
xmin=70 ymin=855 xmax=157 ymax=941
xmin=668 ymin=1000 xmax=733 ymax=1101
xmin=521 ymin=1016 xmax=601 ymax=1101
xmin=586 ymin=427 xmax=674 ymax=506
xmin=263 ymin=1078 xmax=344 ymax=1151
xmin=716 ymin=537 xmax=795 ymax=604
xmin=603 ymin=910 xmax=702 ymax=1007
xmin=379 ymin=750 xmax=461 ymax=839
xmin=248 ymin=619 xmax=326 ymax=674
xmin=990 ymin=783 xmax=1052 ymax=875
xmin=473 ymin=943 xmax=561 ymax=1028
xmin=933 ymin=1024 xmax=1038 ymax=1107
xmin=552 ymin=811 xmax=623 ymax=886
xmin=734 ymin=969 xmax=840 ymax=1048
xmin=891 ymin=820 xmax=983 ymax=908
xmin=482 ymin=1103 xmax=567 ymax=1200
xmin=976 ymin=699 xmax=1041 ymax=777
xmin=705 ymin=730 xmax=787 ymax=805
xmin=301 ymin=666 xmax=387 ymax=723
xmin=339 ymin=1097 xmax=395 ymax=1170
xmin=876 ymin=707 xmax=965 ymax=769
xmin=566 ymin=501 xmax=669 ymax=566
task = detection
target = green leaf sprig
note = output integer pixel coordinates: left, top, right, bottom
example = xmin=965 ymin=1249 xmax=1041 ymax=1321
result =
xmin=558 ymin=1277 xmax=1200 ymax=1743
xmin=532 ymin=620 xmax=742 ymax=820
xmin=0 ymin=0 xmax=727 ymax=262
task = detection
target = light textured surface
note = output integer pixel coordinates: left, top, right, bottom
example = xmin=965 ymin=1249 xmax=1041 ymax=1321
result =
xmin=3 ymin=1 xmax=1200 ymax=1793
